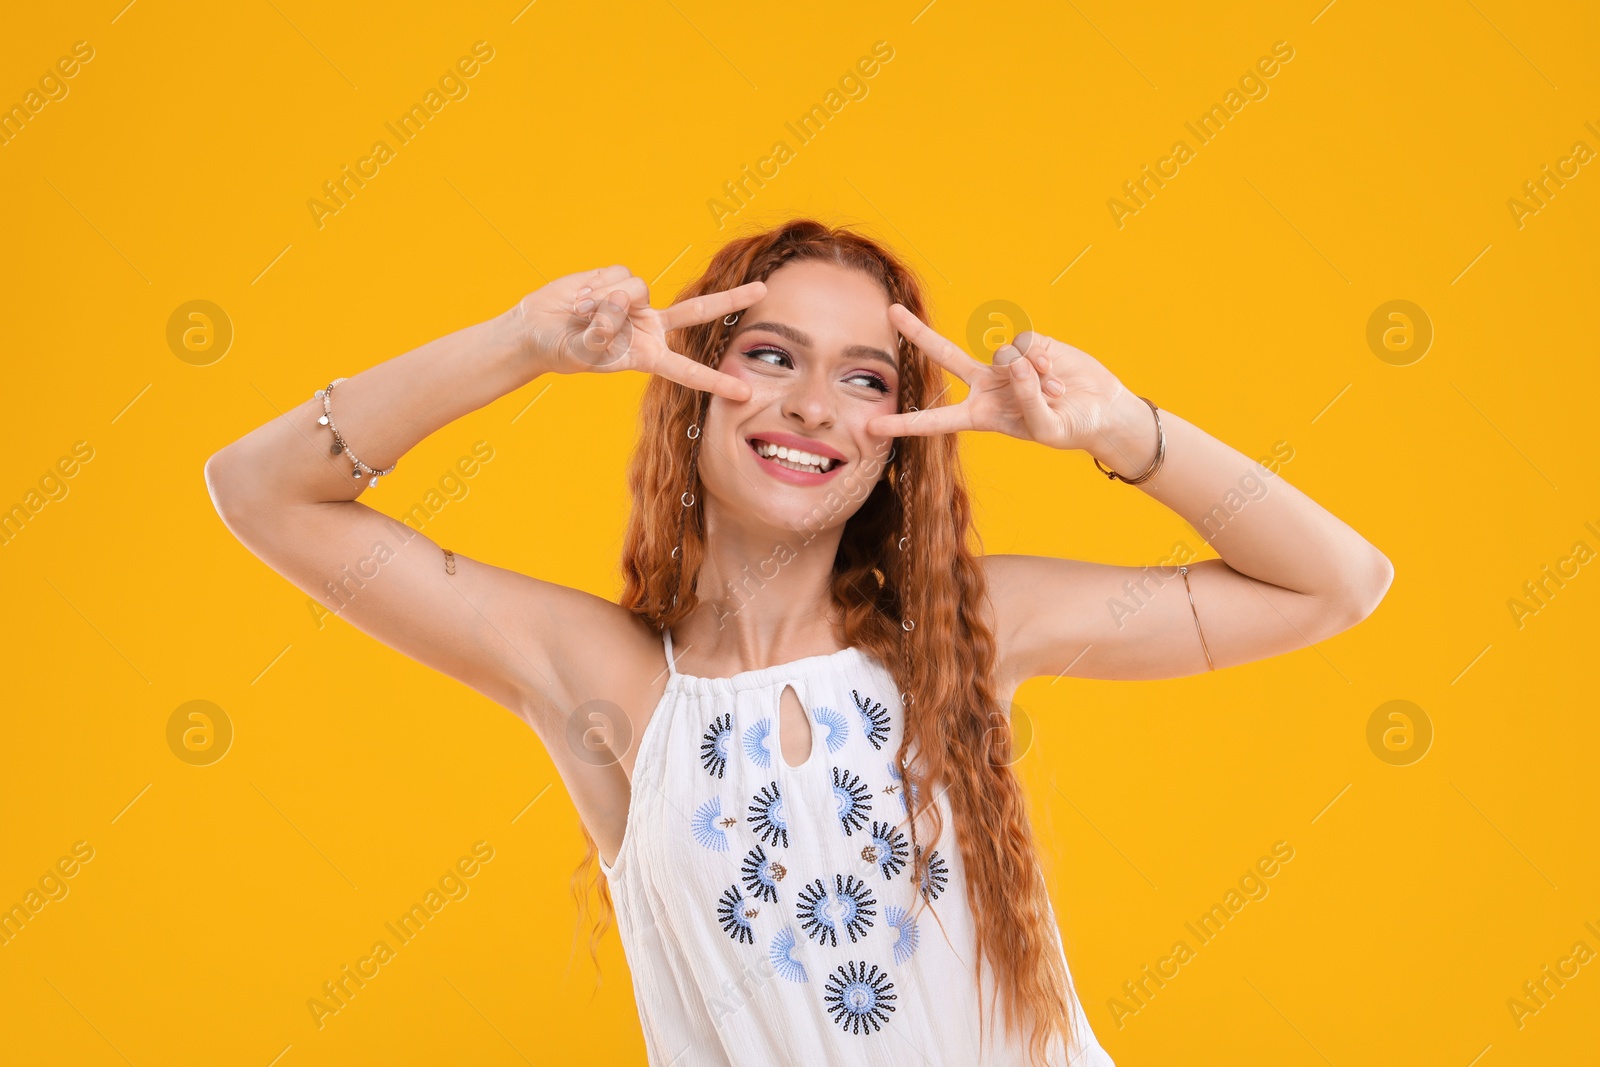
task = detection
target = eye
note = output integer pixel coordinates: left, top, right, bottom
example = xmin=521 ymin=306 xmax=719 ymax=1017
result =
xmin=846 ymin=371 xmax=891 ymax=394
xmin=744 ymin=345 xmax=791 ymax=369
xmin=745 ymin=346 xmax=891 ymax=394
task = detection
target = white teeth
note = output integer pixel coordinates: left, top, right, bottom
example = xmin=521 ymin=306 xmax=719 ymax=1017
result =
xmin=752 ymin=439 xmax=836 ymax=473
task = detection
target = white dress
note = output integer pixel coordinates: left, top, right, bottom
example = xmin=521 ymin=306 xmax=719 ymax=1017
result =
xmin=600 ymin=627 xmax=1116 ymax=1066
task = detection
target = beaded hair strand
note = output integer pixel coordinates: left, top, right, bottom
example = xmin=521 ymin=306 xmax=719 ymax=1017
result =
xmin=662 ymin=388 xmax=712 ymax=625
xmin=893 ymin=396 xmax=935 ymax=929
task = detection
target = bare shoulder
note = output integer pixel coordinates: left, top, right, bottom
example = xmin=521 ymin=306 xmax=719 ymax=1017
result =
xmin=977 ymin=550 xmax=1146 ymax=687
xmin=486 ymin=567 xmax=672 ymax=865
xmin=978 ymin=551 xmax=1099 ymax=624
xmin=500 ymin=569 xmax=671 ymax=740
xmin=976 ymin=552 xmax=1062 ymax=693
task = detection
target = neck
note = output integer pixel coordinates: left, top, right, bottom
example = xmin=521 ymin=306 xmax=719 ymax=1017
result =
xmin=673 ymin=505 xmax=847 ymax=675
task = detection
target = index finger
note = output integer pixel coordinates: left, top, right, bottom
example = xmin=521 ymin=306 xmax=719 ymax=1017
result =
xmin=658 ymin=281 xmax=768 ymax=332
xmin=655 ymin=348 xmax=753 ymax=403
xmin=887 ymin=304 xmax=983 ymax=385
xmin=865 ymin=404 xmax=970 ymax=439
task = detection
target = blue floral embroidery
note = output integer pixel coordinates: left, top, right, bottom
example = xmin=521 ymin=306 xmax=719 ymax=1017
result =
xmin=740 ymin=844 xmax=787 ymax=903
xmin=747 ymin=781 xmax=789 ymax=848
xmin=851 ymin=688 xmax=890 ymax=751
xmin=796 ymin=878 xmax=837 ymax=946
xmin=717 ymin=884 xmax=757 ymax=945
xmin=915 ymin=844 xmax=949 ymax=902
xmin=884 ymin=905 xmax=919 ymax=964
xmin=813 ymin=704 xmax=850 ymax=753
xmin=743 ymin=717 xmax=775 ymax=769
xmin=691 ymin=796 xmax=732 ymax=852
xmin=769 ymin=926 xmax=808 ymax=983
xmin=859 ymin=820 xmax=909 ymax=880
xmin=700 ymin=711 xmax=733 ymax=779
xmin=797 ymin=873 xmax=876 ymax=947
xmin=831 ymin=766 xmax=872 ymax=836
xmin=824 ymin=961 xmax=897 ymax=1034
xmin=832 ymin=873 xmax=877 ymax=943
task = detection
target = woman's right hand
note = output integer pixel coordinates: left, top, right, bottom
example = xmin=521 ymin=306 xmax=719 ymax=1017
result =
xmin=513 ymin=265 xmax=763 ymax=402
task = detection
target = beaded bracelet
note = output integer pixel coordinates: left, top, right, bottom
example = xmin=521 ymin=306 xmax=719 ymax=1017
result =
xmin=315 ymin=378 xmax=399 ymax=488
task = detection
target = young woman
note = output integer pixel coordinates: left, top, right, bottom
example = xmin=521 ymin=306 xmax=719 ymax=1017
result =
xmin=207 ymin=218 xmax=1391 ymax=1065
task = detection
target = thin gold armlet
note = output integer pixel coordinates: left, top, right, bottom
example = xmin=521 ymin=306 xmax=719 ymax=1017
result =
xmin=1092 ymin=397 xmax=1206 ymax=668
xmin=1177 ymin=564 xmax=1216 ymax=671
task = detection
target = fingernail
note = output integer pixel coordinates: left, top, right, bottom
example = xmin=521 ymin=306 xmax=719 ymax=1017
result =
xmin=576 ymin=298 xmax=595 ymax=314
xmin=1045 ymin=379 xmax=1065 ymax=397
xmin=577 ymin=286 xmax=592 ymax=297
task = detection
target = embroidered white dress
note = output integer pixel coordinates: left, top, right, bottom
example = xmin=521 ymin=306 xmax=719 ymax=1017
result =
xmin=600 ymin=628 xmax=1116 ymax=1066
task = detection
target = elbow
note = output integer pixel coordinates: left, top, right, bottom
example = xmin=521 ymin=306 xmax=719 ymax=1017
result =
xmin=1340 ymin=552 xmax=1394 ymax=624
xmin=204 ymin=446 xmax=255 ymax=529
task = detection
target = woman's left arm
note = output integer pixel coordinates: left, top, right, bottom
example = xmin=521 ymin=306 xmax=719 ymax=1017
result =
xmin=869 ymin=305 xmax=1394 ymax=683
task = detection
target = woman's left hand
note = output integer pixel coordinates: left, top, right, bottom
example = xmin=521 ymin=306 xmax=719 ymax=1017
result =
xmin=866 ymin=303 xmax=1129 ymax=453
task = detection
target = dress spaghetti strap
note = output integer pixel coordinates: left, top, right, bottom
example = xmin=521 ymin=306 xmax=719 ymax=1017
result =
xmin=661 ymin=626 xmax=678 ymax=676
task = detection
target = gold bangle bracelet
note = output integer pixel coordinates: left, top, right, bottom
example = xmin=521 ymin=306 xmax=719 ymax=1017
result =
xmin=1178 ymin=564 xmax=1215 ymax=671
xmin=1092 ymin=395 xmax=1165 ymax=485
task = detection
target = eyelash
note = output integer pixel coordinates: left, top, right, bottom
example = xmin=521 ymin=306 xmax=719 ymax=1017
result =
xmin=743 ymin=346 xmax=890 ymax=394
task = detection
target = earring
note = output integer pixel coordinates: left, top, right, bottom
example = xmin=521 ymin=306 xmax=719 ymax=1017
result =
xmin=723 ymin=312 xmax=739 ymax=326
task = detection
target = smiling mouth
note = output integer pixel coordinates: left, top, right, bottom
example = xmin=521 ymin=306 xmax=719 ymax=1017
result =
xmin=746 ymin=437 xmax=845 ymax=474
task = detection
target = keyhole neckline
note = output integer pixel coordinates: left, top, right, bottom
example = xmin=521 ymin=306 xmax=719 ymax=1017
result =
xmin=661 ymin=627 xmax=868 ymax=693
xmin=776 ymin=682 xmax=821 ymax=772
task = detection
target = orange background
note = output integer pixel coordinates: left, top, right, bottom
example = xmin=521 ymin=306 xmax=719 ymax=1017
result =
xmin=2 ymin=1 xmax=1597 ymax=1063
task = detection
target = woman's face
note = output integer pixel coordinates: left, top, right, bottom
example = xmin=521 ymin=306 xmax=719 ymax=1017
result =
xmin=696 ymin=258 xmax=903 ymax=538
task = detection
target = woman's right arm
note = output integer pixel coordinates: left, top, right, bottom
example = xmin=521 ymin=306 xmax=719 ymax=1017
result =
xmin=202 ymin=299 xmax=585 ymax=727
xmin=204 ymin=266 xmax=763 ymax=733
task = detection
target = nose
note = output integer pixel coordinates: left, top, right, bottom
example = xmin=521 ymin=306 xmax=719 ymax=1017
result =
xmin=780 ymin=369 xmax=836 ymax=429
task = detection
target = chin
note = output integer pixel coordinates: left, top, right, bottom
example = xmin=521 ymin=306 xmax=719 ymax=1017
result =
xmin=705 ymin=485 xmax=841 ymax=542
xmin=748 ymin=499 xmax=835 ymax=539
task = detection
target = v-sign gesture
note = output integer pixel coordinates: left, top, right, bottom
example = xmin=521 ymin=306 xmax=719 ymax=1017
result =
xmin=865 ymin=303 xmax=1130 ymax=454
xmin=517 ymin=264 xmax=764 ymax=402
xmin=860 ymin=299 xmax=1390 ymax=691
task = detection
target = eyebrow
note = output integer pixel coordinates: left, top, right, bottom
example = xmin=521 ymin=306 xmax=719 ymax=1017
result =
xmin=732 ymin=320 xmax=899 ymax=372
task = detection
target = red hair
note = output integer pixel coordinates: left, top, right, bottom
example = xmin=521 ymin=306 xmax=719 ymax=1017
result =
xmin=573 ymin=217 xmax=1080 ymax=1064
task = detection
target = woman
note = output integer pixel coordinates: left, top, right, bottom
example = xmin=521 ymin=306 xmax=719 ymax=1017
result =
xmin=206 ymin=218 xmax=1391 ymax=1065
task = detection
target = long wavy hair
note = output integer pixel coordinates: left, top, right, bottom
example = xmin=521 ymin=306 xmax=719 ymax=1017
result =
xmin=570 ymin=217 xmax=1079 ymax=1064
